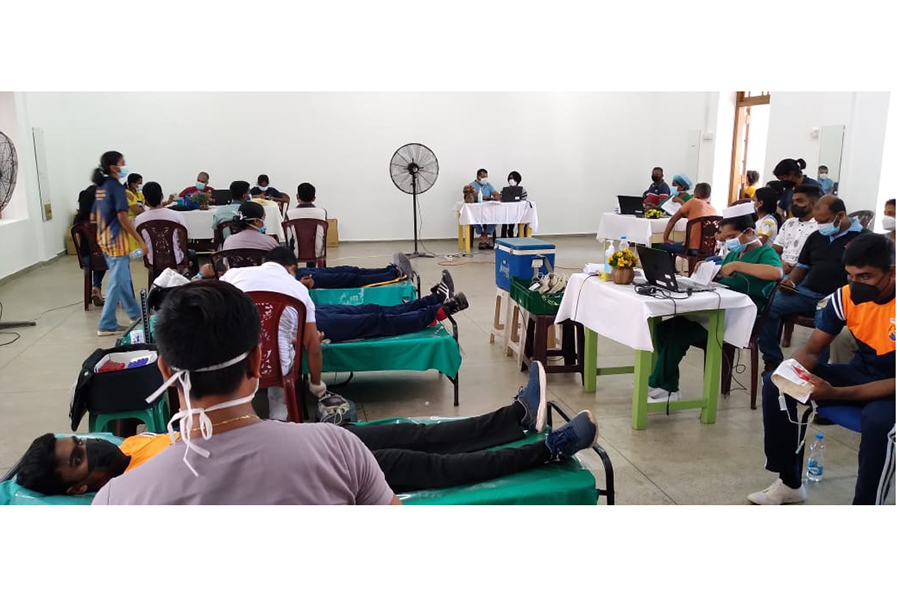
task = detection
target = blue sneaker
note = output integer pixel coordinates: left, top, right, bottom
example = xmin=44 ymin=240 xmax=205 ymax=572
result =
xmin=515 ymin=361 xmax=547 ymax=432
xmin=545 ymin=410 xmax=598 ymax=459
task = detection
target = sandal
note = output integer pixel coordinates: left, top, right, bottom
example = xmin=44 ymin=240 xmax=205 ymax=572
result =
xmin=478 ymin=241 xmax=488 ymax=250
xmin=91 ymin=292 xmax=105 ymax=307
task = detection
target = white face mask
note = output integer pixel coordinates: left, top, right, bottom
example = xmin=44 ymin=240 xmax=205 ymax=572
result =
xmin=478 ymin=178 xmax=487 ymax=185
xmin=508 ymin=179 xmax=517 ymax=187
xmin=818 ymin=173 xmax=828 ymax=180
xmin=258 ymin=186 xmax=268 ymax=192
xmin=882 ymin=216 xmax=896 ymax=231
xmin=145 ymin=351 xmax=257 ymax=477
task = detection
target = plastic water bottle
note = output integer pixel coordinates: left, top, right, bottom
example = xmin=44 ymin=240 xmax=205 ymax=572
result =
xmin=477 ymin=187 xmax=483 ymax=203
xmin=129 ymin=248 xmax=143 ymax=260
xmin=618 ymin=236 xmax=630 ymax=252
xmin=807 ymin=433 xmax=825 ymax=482
xmin=604 ymin=240 xmax=616 ymax=274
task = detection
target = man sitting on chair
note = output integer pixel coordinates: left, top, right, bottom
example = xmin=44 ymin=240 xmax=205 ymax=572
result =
xmin=212 ymin=180 xmax=252 ymax=239
xmin=133 ymin=182 xmax=199 ymax=277
xmin=657 ymin=182 xmax=718 ymax=256
xmin=748 ymin=233 xmax=895 ymax=505
xmin=285 ymin=182 xmax=328 ymax=267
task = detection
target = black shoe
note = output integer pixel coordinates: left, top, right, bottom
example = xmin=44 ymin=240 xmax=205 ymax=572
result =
xmin=442 ymin=292 xmax=469 ymax=317
xmin=430 ymin=269 xmax=455 ymax=302
xmin=392 ymin=252 xmax=414 ymax=280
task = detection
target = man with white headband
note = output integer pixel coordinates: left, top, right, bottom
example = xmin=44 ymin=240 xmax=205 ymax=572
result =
xmin=91 ymin=280 xmax=399 ymax=505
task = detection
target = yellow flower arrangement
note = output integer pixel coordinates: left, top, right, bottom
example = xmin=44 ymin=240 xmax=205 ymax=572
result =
xmin=607 ymin=248 xmax=638 ymax=269
xmin=644 ymin=208 xmax=664 ymax=219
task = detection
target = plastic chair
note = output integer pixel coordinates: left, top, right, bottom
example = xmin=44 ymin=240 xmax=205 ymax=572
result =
xmin=213 ymin=220 xmax=241 ymax=250
xmin=136 ymin=221 xmax=189 ymax=289
xmin=676 ymin=215 xmax=722 ymax=274
xmin=71 ymin=222 xmax=108 ymax=311
xmin=246 ymin=291 xmax=307 ymax=422
xmin=210 ymin=248 xmax=268 ymax=278
xmin=282 ymin=218 xmax=328 ymax=268
xmin=88 ymin=399 xmax=169 ymax=435
xmin=848 ymin=210 xmax=875 ymax=230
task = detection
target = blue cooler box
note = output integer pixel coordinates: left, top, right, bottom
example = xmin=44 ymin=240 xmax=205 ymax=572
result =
xmin=495 ymin=238 xmax=556 ymax=291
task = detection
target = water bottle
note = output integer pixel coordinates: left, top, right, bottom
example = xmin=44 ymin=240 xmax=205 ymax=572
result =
xmin=477 ymin=187 xmax=483 ymax=203
xmin=604 ymin=240 xmax=616 ymax=274
xmin=807 ymin=433 xmax=825 ymax=482
xmin=618 ymin=236 xmax=630 ymax=252
xmin=129 ymin=248 xmax=143 ymax=260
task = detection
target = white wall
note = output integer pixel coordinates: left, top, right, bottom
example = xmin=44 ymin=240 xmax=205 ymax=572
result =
xmin=765 ymin=92 xmax=890 ymax=213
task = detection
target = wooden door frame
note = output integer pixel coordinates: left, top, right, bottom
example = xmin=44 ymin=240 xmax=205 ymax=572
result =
xmin=728 ymin=92 xmax=771 ymax=205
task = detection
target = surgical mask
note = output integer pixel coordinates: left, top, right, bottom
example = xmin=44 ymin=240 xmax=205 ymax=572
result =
xmin=882 ymin=216 xmax=896 ymax=231
xmin=478 ymin=178 xmax=487 ymax=185
xmin=725 ymin=236 xmax=747 ymax=254
xmin=818 ymin=173 xmax=828 ymax=180
xmin=508 ymin=179 xmax=517 ymax=187
xmin=258 ymin=186 xmax=268 ymax=193
xmin=145 ymin=351 xmax=257 ymax=477
xmin=117 ymin=166 xmax=129 ymax=179
xmin=137 ymin=184 xmax=143 ymax=193
xmin=850 ymin=279 xmax=886 ymax=305
xmin=196 ymin=182 xmax=206 ymax=191
xmin=817 ymin=216 xmax=841 ymax=237
xmin=791 ymin=204 xmax=809 ymax=218
xmin=257 ymin=223 xmax=267 ymax=234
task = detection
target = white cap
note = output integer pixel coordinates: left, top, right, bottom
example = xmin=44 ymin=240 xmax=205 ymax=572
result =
xmin=722 ymin=203 xmax=756 ymax=219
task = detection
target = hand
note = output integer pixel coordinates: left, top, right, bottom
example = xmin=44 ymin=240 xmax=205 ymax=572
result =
xmin=719 ymin=262 xmax=740 ymax=277
xmin=200 ymin=264 xmax=216 ymax=279
xmin=139 ymin=242 xmax=150 ymax=257
xmin=166 ymin=194 xmax=176 ymax=205
xmin=300 ymin=275 xmax=314 ymax=289
xmin=782 ymin=262 xmax=794 ymax=274
xmin=806 ymin=372 xmax=838 ymax=401
xmin=318 ymin=331 xmax=326 ymax=343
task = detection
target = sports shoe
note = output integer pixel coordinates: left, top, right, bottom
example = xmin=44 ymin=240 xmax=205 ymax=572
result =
xmin=441 ymin=292 xmax=469 ymax=317
xmin=515 ymin=361 xmax=547 ymax=432
xmin=747 ymin=478 xmax=808 ymax=505
xmin=647 ymin=388 xmax=682 ymax=403
xmin=430 ymin=269 xmax=455 ymax=302
xmin=392 ymin=252 xmax=414 ymax=280
xmin=546 ymin=410 xmax=599 ymax=459
xmin=97 ymin=325 xmax=127 ymax=337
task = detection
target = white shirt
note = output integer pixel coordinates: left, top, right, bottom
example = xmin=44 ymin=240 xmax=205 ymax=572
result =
xmin=285 ymin=205 xmax=328 ymax=260
xmin=773 ymin=217 xmax=819 ymax=265
xmin=222 ymin=262 xmax=317 ymax=375
xmin=133 ymin=207 xmax=188 ymax=265
xmin=755 ymin=214 xmax=779 ymax=246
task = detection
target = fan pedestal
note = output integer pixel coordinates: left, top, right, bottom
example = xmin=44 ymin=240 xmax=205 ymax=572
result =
xmin=0 ymin=322 xmax=36 ymax=330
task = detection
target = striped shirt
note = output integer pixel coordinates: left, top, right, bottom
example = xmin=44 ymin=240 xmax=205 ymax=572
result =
xmin=93 ymin=177 xmax=131 ymax=257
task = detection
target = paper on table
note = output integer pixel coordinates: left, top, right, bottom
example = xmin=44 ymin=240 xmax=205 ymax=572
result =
xmin=584 ymin=263 xmax=605 ymax=275
xmin=660 ymin=198 xmax=680 ymax=216
xmin=690 ymin=261 xmax=720 ymax=286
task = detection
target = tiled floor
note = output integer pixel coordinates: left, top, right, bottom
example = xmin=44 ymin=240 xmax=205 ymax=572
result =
xmin=0 ymin=235 xmax=892 ymax=504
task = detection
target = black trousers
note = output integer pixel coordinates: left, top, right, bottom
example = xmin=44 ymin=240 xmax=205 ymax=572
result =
xmin=345 ymin=405 xmax=551 ymax=493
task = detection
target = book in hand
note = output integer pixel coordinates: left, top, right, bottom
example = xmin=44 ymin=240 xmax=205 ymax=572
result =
xmin=690 ymin=261 xmax=720 ymax=286
xmin=660 ymin=197 xmax=680 ymax=216
xmin=771 ymin=358 xmax=815 ymax=404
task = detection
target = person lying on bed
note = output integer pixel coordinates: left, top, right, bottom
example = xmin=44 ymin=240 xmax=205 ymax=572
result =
xmin=296 ymin=251 xmax=415 ymax=289
xmin=16 ymin=361 xmax=598 ymax=498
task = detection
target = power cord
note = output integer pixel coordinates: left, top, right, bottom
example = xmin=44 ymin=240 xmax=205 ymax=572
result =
xmin=0 ymin=301 xmax=21 ymax=347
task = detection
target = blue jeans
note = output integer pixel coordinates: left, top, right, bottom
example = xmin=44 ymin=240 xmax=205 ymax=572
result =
xmin=297 ymin=265 xmax=401 ymax=289
xmin=474 ymin=224 xmax=496 ymax=236
xmin=97 ymin=254 xmax=141 ymax=331
xmin=757 ymin=284 xmax=827 ymax=367
xmin=655 ymin=242 xmax=698 ymax=256
xmin=81 ymin=256 xmax=105 ymax=289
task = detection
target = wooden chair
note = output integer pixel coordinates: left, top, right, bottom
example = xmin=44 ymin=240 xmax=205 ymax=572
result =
xmin=779 ymin=314 xmax=816 ymax=348
xmin=282 ymin=218 xmax=328 ymax=268
xmin=136 ymin=221 xmax=189 ymax=289
xmin=246 ymin=291 xmax=307 ymax=422
xmin=71 ymin=222 xmax=108 ymax=311
xmin=209 ymin=248 xmax=268 ymax=278
xmin=848 ymin=210 xmax=875 ymax=230
xmin=675 ymin=215 xmax=721 ymax=274
xmin=214 ymin=221 xmax=241 ymax=251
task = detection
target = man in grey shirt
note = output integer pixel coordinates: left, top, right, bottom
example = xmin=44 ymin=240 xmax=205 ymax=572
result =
xmin=92 ymin=280 xmax=398 ymax=505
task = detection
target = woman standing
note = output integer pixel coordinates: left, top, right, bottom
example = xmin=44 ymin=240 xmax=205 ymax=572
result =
xmin=772 ymin=158 xmax=822 ymax=215
xmin=752 ymin=187 xmax=783 ymax=246
xmin=92 ymin=151 xmax=148 ymax=336
xmin=743 ymin=170 xmax=760 ymax=199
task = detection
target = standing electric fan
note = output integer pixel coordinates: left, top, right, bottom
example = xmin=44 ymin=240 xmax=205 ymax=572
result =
xmin=0 ymin=131 xmax=35 ymax=332
xmin=389 ymin=143 xmax=439 ymax=258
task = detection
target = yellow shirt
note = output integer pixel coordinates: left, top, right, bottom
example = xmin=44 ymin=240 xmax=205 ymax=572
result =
xmin=119 ymin=433 xmax=174 ymax=471
xmin=745 ymin=185 xmax=758 ymax=199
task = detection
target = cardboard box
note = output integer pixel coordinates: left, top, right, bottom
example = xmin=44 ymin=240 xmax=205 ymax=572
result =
xmin=327 ymin=218 xmax=339 ymax=248
xmin=65 ymin=226 xmax=77 ymax=255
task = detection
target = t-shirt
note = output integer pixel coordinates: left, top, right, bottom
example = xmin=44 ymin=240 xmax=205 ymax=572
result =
xmin=213 ymin=202 xmax=242 ymax=237
xmin=91 ymin=420 xmax=394 ymax=505
xmin=681 ymin=198 xmax=718 ymax=250
xmin=797 ymin=219 xmax=865 ymax=294
xmin=817 ymin=285 xmax=895 ymax=381
xmin=744 ymin=185 xmax=757 ymax=199
xmin=470 ymin=180 xmax=496 ymax=202
xmin=285 ymin=204 xmax=328 ymax=259
xmin=222 ymin=262 xmax=317 ymax=375
xmin=718 ymin=243 xmax=782 ymax=312
xmin=817 ymin=177 xmax=835 ymax=195
xmin=756 ymin=214 xmax=779 ymax=245
xmin=93 ymin=177 xmax=131 ymax=257
xmin=222 ymin=229 xmax=280 ymax=252
xmin=134 ymin=208 xmax=188 ymax=265
xmin=643 ymin=181 xmax=672 ymax=205
xmin=773 ymin=217 xmax=819 ymax=265
xmin=179 ymin=185 xmax=215 ymax=199
xmin=119 ymin=433 xmax=174 ymax=471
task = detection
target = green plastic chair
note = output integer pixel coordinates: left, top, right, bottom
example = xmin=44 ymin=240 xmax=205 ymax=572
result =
xmin=88 ymin=397 xmax=170 ymax=434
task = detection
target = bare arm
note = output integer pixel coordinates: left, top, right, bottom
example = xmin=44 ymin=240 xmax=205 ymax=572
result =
xmin=785 ymin=265 xmax=808 ymax=287
xmin=303 ymin=319 xmax=323 ymax=386
xmin=791 ymin=328 xmax=835 ymax=372
xmin=662 ymin=207 xmax=686 ymax=243
xmin=390 ymin=495 xmax=403 ymax=505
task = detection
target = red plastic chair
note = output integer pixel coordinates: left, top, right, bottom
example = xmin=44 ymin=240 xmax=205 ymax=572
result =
xmin=210 ymin=249 xmax=268 ymax=278
xmin=71 ymin=222 xmax=108 ymax=311
xmin=282 ymin=218 xmax=328 ymax=268
xmin=214 ymin=220 xmax=241 ymax=251
xmin=246 ymin=291 xmax=307 ymax=422
xmin=136 ymin=221 xmax=189 ymax=289
xmin=676 ymin=215 xmax=722 ymax=274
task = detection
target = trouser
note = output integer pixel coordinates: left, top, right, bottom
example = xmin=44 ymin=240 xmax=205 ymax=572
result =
xmin=346 ymin=404 xmax=550 ymax=492
xmin=656 ymin=242 xmax=686 ymax=254
xmin=98 ymin=254 xmax=141 ymax=331
xmin=761 ymin=363 xmax=896 ymax=504
xmin=297 ymin=265 xmax=402 ymax=288
xmin=316 ymin=292 xmax=444 ymax=343
xmin=829 ymin=329 xmax=859 ymax=364
xmin=758 ymin=285 xmax=827 ymax=367
xmin=500 ymin=224 xmax=518 ymax=238
xmin=648 ymin=316 xmax=708 ymax=392
xmin=81 ymin=257 xmax=105 ymax=289
xmin=474 ymin=224 xmax=496 ymax=236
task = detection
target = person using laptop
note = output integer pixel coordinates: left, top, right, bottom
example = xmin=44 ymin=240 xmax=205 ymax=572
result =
xmin=500 ymin=170 xmax=529 ymax=237
xmin=646 ymin=204 xmax=782 ymax=404
xmin=642 ymin=167 xmax=671 ymax=206
xmin=657 ymin=182 xmax=718 ymax=255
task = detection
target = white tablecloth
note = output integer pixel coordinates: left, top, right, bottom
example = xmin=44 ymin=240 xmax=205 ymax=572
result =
xmin=596 ymin=212 xmax=685 ymax=246
xmin=179 ymin=204 xmax=283 ymax=240
xmin=555 ymin=273 xmax=757 ymax=352
xmin=458 ymin=201 xmax=539 ymax=232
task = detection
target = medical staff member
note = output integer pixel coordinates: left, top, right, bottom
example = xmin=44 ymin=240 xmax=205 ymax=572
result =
xmin=470 ymin=168 xmax=500 ymax=249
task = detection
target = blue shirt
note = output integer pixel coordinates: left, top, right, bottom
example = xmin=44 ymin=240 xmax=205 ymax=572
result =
xmin=470 ymin=180 xmax=496 ymax=202
xmin=817 ymin=177 xmax=835 ymax=195
xmin=778 ymin=176 xmax=824 ymax=211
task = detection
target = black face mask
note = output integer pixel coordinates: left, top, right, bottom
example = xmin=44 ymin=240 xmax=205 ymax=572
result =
xmin=849 ymin=273 xmax=890 ymax=304
xmin=791 ymin=204 xmax=809 ymax=218
xmin=651 ymin=175 xmax=662 ymax=183
xmin=85 ymin=438 xmax=124 ymax=471
xmin=782 ymin=180 xmax=796 ymax=190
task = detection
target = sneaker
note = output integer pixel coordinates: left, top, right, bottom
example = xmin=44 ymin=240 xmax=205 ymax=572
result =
xmin=97 ymin=325 xmax=126 ymax=337
xmin=647 ymin=388 xmax=682 ymax=403
xmin=545 ymin=410 xmax=599 ymax=459
xmin=515 ymin=361 xmax=547 ymax=432
xmin=430 ymin=269 xmax=455 ymax=302
xmin=392 ymin=252 xmax=414 ymax=280
xmin=441 ymin=292 xmax=469 ymax=317
xmin=747 ymin=478 xmax=808 ymax=505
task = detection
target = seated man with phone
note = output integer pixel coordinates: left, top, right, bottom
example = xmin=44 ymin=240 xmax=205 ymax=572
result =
xmin=749 ymin=233 xmax=895 ymax=505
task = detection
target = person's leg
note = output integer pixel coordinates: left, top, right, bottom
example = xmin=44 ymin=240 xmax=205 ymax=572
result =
xmin=757 ymin=288 xmax=822 ymax=370
xmin=656 ymin=242 xmax=685 ymax=254
xmin=97 ymin=255 xmax=134 ymax=331
xmin=853 ymin=399 xmax=896 ymax=505
xmin=827 ymin=329 xmax=859 ymax=364
xmin=267 ymin=388 xmax=289 ymax=422
xmin=316 ymin=302 xmax=441 ymax=342
xmin=647 ymin=317 xmax=708 ymax=393
xmin=301 ymin=266 xmax=402 ymax=288
xmin=92 ymin=270 xmax=104 ymax=291
xmin=759 ymin=373 xmax=807 ymax=490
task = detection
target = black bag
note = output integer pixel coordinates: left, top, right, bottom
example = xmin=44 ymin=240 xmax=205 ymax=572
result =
xmin=69 ymin=343 xmax=166 ymax=431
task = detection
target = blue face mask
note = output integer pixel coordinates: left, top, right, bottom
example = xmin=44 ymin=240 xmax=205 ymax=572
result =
xmin=118 ymin=165 xmax=129 ymax=179
xmin=818 ymin=216 xmax=841 ymax=237
xmin=257 ymin=223 xmax=267 ymax=234
xmin=196 ymin=182 xmax=206 ymax=191
xmin=725 ymin=236 xmax=747 ymax=254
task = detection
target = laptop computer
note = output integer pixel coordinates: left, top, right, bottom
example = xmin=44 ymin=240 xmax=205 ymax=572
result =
xmin=501 ymin=186 xmax=524 ymax=203
xmin=636 ymin=245 xmax=715 ymax=293
xmin=617 ymin=195 xmax=646 ymax=217
xmin=211 ymin=189 xmax=232 ymax=206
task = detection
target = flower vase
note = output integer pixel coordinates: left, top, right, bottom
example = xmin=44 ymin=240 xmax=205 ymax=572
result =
xmin=612 ymin=266 xmax=635 ymax=285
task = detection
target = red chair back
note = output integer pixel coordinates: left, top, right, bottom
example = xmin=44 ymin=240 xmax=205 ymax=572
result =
xmin=246 ymin=291 xmax=307 ymax=422
xmin=683 ymin=215 xmax=722 ymax=259
xmin=214 ymin=221 xmax=241 ymax=250
xmin=282 ymin=218 xmax=328 ymax=267
xmin=72 ymin=222 xmax=107 ymax=272
xmin=210 ymin=249 xmax=268 ymax=278
xmin=136 ymin=221 xmax=189 ymax=278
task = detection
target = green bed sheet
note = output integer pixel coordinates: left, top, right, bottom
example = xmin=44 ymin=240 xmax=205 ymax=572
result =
xmin=309 ymin=282 xmax=415 ymax=306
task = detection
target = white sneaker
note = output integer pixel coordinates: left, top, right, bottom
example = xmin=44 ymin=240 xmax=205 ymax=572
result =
xmin=647 ymin=388 xmax=681 ymax=403
xmin=747 ymin=478 xmax=808 ymax=505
